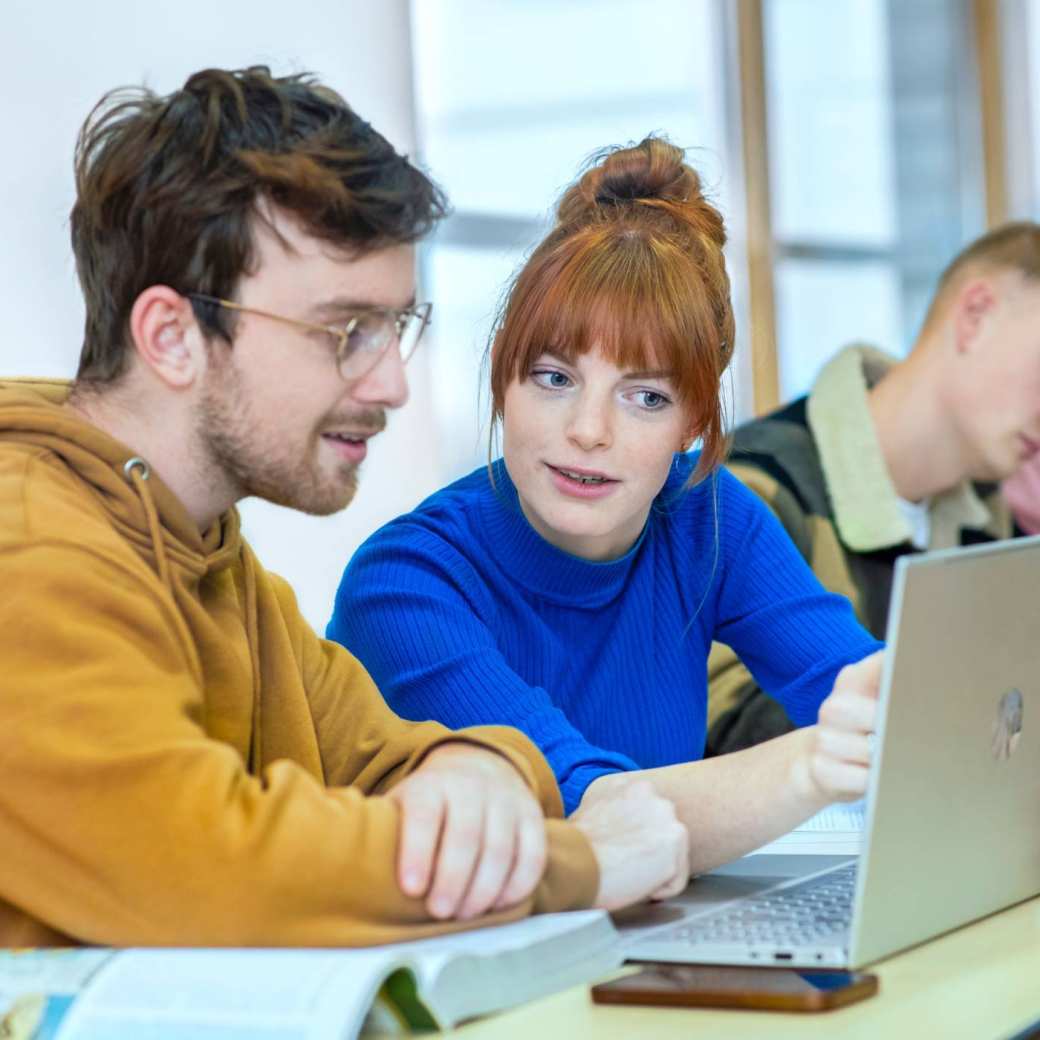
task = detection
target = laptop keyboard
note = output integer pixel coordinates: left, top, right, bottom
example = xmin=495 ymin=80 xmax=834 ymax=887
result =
xmin=651 ymin=861 xmax=858 ymax=948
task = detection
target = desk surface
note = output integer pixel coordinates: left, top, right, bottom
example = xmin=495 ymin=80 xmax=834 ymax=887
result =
xmin=447 ymin=895 xmax=1040 ymax=1039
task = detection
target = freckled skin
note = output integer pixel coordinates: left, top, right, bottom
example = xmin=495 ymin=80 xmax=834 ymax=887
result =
xmin=503 ymin=348 xmax=689 ymax=561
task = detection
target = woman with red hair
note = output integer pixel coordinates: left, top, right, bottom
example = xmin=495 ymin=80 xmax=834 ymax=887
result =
xmin=329 ymin=138 xmax=883 ymax=876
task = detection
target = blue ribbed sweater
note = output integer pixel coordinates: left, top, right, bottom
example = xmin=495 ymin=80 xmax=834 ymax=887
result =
xmin=328 ymin=455 xmax=882 ymax=814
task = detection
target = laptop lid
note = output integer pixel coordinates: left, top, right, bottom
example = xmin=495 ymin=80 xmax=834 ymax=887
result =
xmin=849 ymin=535 xmax=1040 ymax=967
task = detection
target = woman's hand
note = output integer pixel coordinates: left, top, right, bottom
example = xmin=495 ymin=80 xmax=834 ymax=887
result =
xmin=794 ymin=650 xmax=884 ymax=804
xmin=571 ymin=776 xmax=690 ymax=910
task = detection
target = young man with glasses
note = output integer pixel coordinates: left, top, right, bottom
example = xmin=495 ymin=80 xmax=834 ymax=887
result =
xmin=0 ymin=66 xmax=688 ymax=948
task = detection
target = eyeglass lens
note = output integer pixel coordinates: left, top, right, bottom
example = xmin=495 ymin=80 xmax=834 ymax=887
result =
xmin=338 ymin=309 xmax=428 ymax=380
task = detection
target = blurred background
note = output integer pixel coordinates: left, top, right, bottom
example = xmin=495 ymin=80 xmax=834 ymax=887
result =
xmin=3 ymin=0 xmax=1038 ymax=628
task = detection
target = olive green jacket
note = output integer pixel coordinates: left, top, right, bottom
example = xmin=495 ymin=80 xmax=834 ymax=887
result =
xmin=706 ymin=345 xmax=1014 ymax=754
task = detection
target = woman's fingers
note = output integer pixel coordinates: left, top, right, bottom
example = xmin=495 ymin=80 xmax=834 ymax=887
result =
xmin=816 ymin=725 xmax=872 ymax=766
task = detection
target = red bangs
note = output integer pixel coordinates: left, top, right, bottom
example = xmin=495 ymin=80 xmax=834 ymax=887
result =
xmin=488 ymin=137 xmax=735 ymax=486
xmin=492 ymin=225 xmax=728 ymax=436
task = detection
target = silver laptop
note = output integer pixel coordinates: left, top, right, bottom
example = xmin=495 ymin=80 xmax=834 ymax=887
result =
xmin=621 ymin=534 xmax=1040 ymax=969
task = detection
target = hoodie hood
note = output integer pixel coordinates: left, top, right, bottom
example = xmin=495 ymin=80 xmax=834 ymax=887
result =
xmin=0 ymin=378 xmax=241 ymax=584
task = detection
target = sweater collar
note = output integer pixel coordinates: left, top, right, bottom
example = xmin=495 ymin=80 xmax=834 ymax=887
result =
xmin=477 ymin=459 xmax=651 ymax=606
xmin=806 ymin=345 xmax=995 ymax=551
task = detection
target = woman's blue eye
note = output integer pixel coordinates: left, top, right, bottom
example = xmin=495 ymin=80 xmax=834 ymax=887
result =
xmin=638 ymin=390 xmax=668 ymax=409
xmin=532 ymin=369 xmax=571 ymax=389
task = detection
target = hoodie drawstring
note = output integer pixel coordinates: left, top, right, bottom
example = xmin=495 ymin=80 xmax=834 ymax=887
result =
xmin=122 ymin=454 xmax=263 ymax=771
xmin=242 ymin=551 xmax=263 ymax=773
xmin=123 ymin=457 xmax=173 ymax=593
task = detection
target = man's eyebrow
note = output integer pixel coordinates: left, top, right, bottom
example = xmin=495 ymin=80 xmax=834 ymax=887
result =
xmin=306 ymin=295 xmax=417 ymax=321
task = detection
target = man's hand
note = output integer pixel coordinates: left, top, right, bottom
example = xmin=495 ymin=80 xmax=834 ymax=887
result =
xmin=388 ymin=743 xmax=547 ymax=921
xmin=571 ymin=776 xmax=690 ymax=911
xmin=796 ymin=650 xmax=884 ymax=803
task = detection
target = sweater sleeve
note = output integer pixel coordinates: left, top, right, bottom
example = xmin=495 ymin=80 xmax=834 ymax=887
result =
xmin=0 ymin=543 xmax=596 ymax=948
xmin=711 ymin=470 xmax=883 ymax=725
xmin=328 ymin=527 xmax=640 ymax=815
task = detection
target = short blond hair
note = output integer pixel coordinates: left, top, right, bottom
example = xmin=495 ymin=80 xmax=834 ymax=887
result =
xmin=923 ymin=222 xmax=1040 ymax=330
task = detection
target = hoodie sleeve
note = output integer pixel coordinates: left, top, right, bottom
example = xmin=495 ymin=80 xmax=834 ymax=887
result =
xmin=266 ymin=569 xmax=600 ymax=913
xmin=0 ymin=542 xmax=596 ymax=948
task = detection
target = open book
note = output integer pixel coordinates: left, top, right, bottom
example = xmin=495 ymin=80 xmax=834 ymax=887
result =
xmin=0 ymin=910 xmax=619 ymax=1039
xmin=749 ymin=799 xmax=866 ymax=856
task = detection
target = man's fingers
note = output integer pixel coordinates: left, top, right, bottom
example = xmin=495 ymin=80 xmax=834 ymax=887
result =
xmin=456 ymin=804 xmax=517 ymax=920
xmin=494 ymin=811 xmax=548 ymax=911
xmin=425 ymin=795 xmax=483 ymax=919
xmin=394 ymin=787 xmax=446 ymax=899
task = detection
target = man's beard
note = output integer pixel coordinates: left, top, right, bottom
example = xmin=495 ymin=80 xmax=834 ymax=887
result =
xmin=196 ymin=366 xmax=380 ymax=517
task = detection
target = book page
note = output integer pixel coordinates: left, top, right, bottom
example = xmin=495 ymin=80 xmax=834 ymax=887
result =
xmin=0 ymin=951 xmax=114 ymax=1040
xmin=0 ymin=913 xmax=620 ymax=1039
xmin=52 ymin=949 xmax=396 ymax=1040
xmin=388 ymin=908 xmax=609 ymax=959
xmin=797 ymin=800 xmax=866 ymax=831
xmin=750 ymin=798 xmax=865 ymax=856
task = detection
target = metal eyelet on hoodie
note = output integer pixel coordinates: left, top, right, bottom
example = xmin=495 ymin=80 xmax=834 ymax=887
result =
xmin=123 ymin=456 xmax=151 ymax=482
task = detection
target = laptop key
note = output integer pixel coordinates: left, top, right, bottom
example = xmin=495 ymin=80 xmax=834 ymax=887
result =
xmin=642 ymin=862 xmax=858 ymax=951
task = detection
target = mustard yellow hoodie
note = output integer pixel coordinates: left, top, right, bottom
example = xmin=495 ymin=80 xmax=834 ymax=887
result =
xmin=0 ymin=379 xmax=598 ymax=947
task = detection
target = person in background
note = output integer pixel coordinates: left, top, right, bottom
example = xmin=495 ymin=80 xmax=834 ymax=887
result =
xmin=705 ymin=222 xmax=1040 ymax=755
xmin=1003 ymin=450 xmax=1040 ymax=535
xmin=0 ymin=68 xmax=689 ymax=949
xmin=329 ymin=137 xmax=884 ymax=883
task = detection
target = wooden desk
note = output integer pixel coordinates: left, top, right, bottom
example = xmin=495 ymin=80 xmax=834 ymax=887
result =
xmin=447 ymin=896 xmax=1040 ymax=1039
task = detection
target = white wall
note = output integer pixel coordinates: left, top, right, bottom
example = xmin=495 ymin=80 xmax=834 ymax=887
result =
xmin=2 ymin=0 xmax=444 ymax=631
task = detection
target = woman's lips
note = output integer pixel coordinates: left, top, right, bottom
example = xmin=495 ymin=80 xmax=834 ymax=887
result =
xmin=546 ymin=463 xmax=620 ymax=500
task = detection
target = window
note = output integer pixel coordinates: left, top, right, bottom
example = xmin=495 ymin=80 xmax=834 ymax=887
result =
xmin=412 ymin=0 xmax=733 ymax=479
xmin=414 ymin=0 xmax=994 ymax=453
xmin=764 ymin=0 xmax=986 ymax=397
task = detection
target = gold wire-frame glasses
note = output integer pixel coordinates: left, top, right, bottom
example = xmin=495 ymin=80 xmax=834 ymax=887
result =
xmin=188 ymin=293 xmax=433 ymax=382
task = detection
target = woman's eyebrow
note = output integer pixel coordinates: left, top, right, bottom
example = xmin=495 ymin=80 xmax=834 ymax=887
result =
xmin=539 ymin=349 xmax=572 ymax=365
xmin=536 ymin=349 xmax=673 ymax=380
xmin=624 ymin=368 xmax=674 ymax=380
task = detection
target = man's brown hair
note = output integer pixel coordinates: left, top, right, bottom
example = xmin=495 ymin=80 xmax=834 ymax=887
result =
xmin=71 ymin=66 xmax=447 ymax=385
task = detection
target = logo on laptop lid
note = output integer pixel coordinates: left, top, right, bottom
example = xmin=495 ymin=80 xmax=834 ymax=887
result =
xmin=992 ymin=688 xmax=1023 ymax=761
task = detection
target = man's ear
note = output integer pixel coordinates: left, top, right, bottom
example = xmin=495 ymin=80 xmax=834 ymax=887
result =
xmin=128 ymin=286 xmax=204 ymax=388
xmin=952 ymin=279 xmax=997 ymax=356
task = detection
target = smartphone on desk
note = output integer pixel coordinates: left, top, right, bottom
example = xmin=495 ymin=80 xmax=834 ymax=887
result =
xmin=590 ymin=963 xmax=878 ymax=1012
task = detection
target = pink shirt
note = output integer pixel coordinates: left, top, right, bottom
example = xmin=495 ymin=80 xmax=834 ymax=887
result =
xmin=1003 ymin=453 xmax=1040 ymax=535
